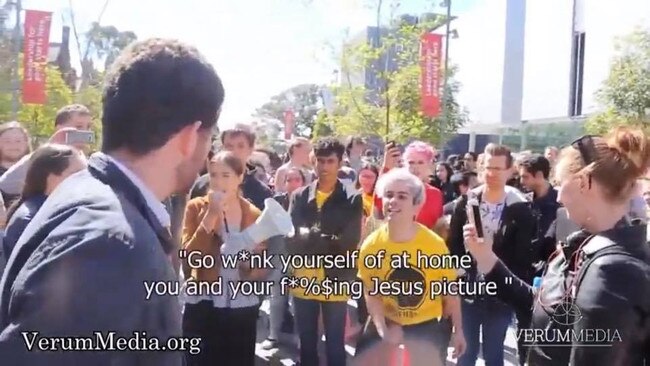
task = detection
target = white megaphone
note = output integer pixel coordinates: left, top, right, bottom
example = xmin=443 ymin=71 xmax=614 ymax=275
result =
xmin=220 ymin=197 xmax=295 ymax=256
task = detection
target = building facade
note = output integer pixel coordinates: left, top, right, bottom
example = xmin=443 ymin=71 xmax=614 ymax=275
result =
xmin=452 ymin=0 xmax=649 ymax=151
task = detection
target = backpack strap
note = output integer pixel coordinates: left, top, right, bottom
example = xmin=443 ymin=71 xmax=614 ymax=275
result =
xmin=573 ymin=236 xmax=634 ymax=299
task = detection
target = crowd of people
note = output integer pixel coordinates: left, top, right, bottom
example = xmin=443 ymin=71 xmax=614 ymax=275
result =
xmin=0 ymin=38 xmax=648 ymax=366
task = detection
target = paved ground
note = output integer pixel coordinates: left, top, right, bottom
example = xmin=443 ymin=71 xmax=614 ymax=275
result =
xmin=254 ymin=299 xmax=520 ymax=366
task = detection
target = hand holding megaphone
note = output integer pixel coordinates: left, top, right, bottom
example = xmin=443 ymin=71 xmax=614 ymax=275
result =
xmin=207 ymin=190 xmax=226 ymax=214
xmin=220 ymin=197 xmax=295 ymax=256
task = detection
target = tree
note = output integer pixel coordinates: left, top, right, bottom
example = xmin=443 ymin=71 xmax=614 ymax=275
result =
xmin=585 ymin=27 xmax=650 ymax=134
xmin=329 ymin=7 xmax=467 ymax=144
xmin=0 ymin=55 xmax=73 ymax=140
xmin=17 ymin=64 xmax=74 ymax=140
xmin=311 ymin=110 xmax=334 ymax=139
xmin=74 ymin=21 xmax=137 ymax=88
xmin=255 ymin=84 xmax=323 ymax=138
xmin=85 ymin=22 xmax=137 ymax=70
xmin=249 ymin=117 xmax=282 ymax=148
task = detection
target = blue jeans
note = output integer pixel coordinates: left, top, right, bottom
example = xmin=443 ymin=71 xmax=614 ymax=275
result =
xmin=458 ymin=298 xmax=513 ymax=366
xmin=293 ymin=297 xmax=347 ymax=366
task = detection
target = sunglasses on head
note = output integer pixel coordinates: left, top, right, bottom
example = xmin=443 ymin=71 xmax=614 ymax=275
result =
xmin=571 ymin=135 xmax=599 ymax=188
xmin=571 ymin=135 xmax=598 ymax=165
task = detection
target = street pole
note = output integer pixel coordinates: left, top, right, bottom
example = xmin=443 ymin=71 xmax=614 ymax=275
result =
xmin=11 ymin=0 xmax=21 ymax=120
xmin=441 ymin=0 xmax=452 ymax=123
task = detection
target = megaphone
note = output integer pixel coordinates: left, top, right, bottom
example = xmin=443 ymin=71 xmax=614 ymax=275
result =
xmin=220 ymin=197 xmax=295 ymax=256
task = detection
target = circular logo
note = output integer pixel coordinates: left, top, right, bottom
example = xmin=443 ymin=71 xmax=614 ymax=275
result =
xmin=385 ymin=267 xmax=426 ymax=309
xmin=552 ymin=302 xmax=582 ymax=326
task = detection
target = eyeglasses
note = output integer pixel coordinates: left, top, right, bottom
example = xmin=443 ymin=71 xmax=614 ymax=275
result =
xmin=571 ymin=135 xmax=598 ymax=166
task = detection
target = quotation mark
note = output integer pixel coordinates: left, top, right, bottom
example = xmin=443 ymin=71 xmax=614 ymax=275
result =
xmin=504 ymin=277 xmax=513 ymax=285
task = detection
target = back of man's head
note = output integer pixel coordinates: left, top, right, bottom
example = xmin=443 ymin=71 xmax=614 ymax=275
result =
xmin=101 ymin=38 xmax=224 ymax=155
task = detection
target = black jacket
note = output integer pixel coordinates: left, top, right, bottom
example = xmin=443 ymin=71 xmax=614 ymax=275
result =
xmin=286 ymin=180 xmax=363 ymax=281
xmin=449 ymin=186 xmax=536 ymax=284
xmin=486 ymin=219 xmax=650 ymax=366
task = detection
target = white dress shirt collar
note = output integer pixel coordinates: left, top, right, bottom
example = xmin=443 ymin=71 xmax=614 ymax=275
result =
xmin=95 ymin=152 xmax=171 ymax=228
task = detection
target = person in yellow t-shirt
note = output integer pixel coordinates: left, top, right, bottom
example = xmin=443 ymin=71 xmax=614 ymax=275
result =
xmin=354 ymin=168 xmax=466 ymax=366
xmin=285 ymin=137 xmax=363 ymax=366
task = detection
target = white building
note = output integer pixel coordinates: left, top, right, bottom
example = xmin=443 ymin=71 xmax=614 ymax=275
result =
xmin=450 ymin=0 xmax=650 ymax=132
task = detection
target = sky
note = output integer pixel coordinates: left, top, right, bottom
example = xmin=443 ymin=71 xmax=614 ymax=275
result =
xmin=15 ymin=0 xmax=649 ymax=131
xmin=19 ymin=0 xmax=480 ymax=129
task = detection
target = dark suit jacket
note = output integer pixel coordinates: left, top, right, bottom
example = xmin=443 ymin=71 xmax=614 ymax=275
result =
xmin=0 ymin=154 xmax=182 ymax=366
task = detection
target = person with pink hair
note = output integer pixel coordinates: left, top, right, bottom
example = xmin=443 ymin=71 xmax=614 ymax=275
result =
xmin=399 ymin=141 xmax=444 ymax=229
xmin=375 ymin=140 xmax=444 ymax=230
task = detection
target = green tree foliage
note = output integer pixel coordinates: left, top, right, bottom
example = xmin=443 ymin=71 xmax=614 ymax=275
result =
xmin=80 ymin=22 xmax=137 ymax=88
xmin=311 ymin=110 xmax=334 ymax=139
xmin=85 ymin=22 xmax=137 ymax=70
xmin=0 ymin=19 xmax=136 ymax=147
xmin=330 ymin=14 xmax=467 ymax=144
xmin=0 ymin=58 xmax=73 ymax=141
xmin=255 ymin=84 xmax=323 ymax=138
xmin=75 ymin=83 xmax=104 ymax=146
xmin=586 ymin=27 xmax=650 ymax=134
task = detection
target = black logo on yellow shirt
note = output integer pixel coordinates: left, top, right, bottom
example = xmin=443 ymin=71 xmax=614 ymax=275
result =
xmin=385 ymin=267 xmax=426 ymax=309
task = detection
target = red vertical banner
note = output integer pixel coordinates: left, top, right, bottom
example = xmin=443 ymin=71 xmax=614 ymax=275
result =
xmin=22 ymin=10 xmax=53 ymax=105
xmin=420 ymin=33 xmax=443 ymax=118
xmin=284 ymin=110 xmax=294 ymax=140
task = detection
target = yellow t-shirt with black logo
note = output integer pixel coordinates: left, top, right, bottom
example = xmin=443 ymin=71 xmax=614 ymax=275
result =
xmin=357 ymin=223 xmax=457 ymax=325
xmin=291 ymin=189 xmax=348 ymax=302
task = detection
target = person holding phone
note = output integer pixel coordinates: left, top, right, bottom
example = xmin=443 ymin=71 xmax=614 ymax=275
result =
xmin=0 ymin=104 xmax=94 ymax=197
xmin=448 ymin=143 xmax=536 ymax=366
xmin=463 ymin=127 xmax=650 ymax=365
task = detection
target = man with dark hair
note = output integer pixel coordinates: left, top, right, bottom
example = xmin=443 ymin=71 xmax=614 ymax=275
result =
xmin=188 ymin=123 xmax=272 ymax=209
xmin=443 ymin=171 xmax=479 ymax=216
xmin=0 ymin=104 xmax=94 ymax=195
xmin=449 ymin=143 xmax=535 ymax=366
xmin=54 ymin=104 xmax=92 ymax=129
xmin=462 ymin=152 xmax=478 ymax=172
xmin=519 ymin=154 xmax=559 ymax=255
xmin=287 ymin=137 xmax=363 ymax=366
xmin=0 ymin=38 xmax=224 ymax=365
